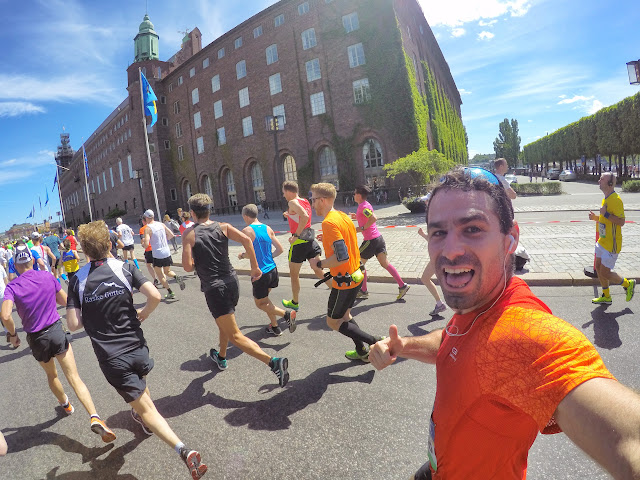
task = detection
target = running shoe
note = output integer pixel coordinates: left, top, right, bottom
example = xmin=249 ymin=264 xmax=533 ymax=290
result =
xmin=270 ymin=357 xmax=289 ymax=387
xmin=266 ymin=325 xmax=283 ymax=336
xmin=284 ymin=310 xmax=297 ymax=333
xmin=356 ymin=290 xmax=369 ymax=300
xmin=130 ymin=408 xmax=153 ymax=436
xmin=345 ymin=347 xmax=370 ymax=362
xmin=429 ymin=303 xmax=447 ymax=316
xmin=592 ymin=295 xmax=612 ymax=305
xmin=175 ymin=274 xmax=186 ymax=291
xmin=61 ymin=401 xmax=75 ymax=415
xmin=180 ymin=446 xmax=208 ymax=479
xmin=209 ymin=348 xmax=227 ymax=370
xmin=397 ymin=284 xmax=410 ymax=300
xmin=165 ymin=292 xmax=176 ymax=300
xmin=281 ymin=299 xmax=299 ymax=311
xmin=90 ymin=417 xmax=117 ymax=443
xmin=626 ymin=279 xmax=636 ymax=302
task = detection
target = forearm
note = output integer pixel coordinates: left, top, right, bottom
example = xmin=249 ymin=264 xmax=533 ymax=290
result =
xmin=1 ymin=314 xmax=16 ymax=335
xmin=139 ymin=296 xmax=161 ymax=319
xmin=320 ymin=254 xmax=345 ymax=269
xmin=241 ymin=238 xmax=260 ymax=270
xmin=397 ymin=329 xmax=443 ymax=364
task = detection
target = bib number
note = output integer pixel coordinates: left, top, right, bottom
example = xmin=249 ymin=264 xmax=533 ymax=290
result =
xmin=427 ymin=416 xmax=437 ymax=472
xmin=598 ymin=222 xmax=606 ymax=238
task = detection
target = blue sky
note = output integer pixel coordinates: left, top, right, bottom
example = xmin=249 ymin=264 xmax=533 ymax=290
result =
xmin=1 ymin=0 xmax=639 ymax=232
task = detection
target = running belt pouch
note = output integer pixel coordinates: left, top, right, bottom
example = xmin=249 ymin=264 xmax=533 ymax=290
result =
xmin=298 ymin=228 xmax=315 ymax=242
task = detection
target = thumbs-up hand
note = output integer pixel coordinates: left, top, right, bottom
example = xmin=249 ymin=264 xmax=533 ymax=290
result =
xmin=369 ymin=324 xmax=403 ymax=371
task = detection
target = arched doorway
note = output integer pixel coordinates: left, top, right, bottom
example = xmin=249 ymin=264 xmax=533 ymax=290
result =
xmin=363 ymin=138 xmax=385 ymax=186
xmin=283 ymin=154 xmax=298 ymax=182
xmin=250 ymin=163 xmax=265 ymax=203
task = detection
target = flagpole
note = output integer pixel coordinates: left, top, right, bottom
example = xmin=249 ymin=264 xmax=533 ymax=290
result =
xmin=46 ymin=183 xmax=51 ymax=229
xmin=139 ymin=67 xmax=162 ymax=219
xmin=83 ymin=145 xmax=93 ymax=221
xmin=56 ymin=170 xmax=67 ymax=230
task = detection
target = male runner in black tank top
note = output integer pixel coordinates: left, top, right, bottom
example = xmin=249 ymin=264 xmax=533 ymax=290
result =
xmin=181 ymin=193 xmax=290 ymax=387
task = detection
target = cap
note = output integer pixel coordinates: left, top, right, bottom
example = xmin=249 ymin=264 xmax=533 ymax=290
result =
xmin=13 ymin=245 xmax=33 ymax=265
xmin=31 ymin=231 xmax=41 ymax=240
xmin=143 ymin=209 xmax=155 ymax=218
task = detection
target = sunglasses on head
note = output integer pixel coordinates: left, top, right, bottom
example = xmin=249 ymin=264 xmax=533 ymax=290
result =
xmin=440 ymin=167 xmax=500 ymax=185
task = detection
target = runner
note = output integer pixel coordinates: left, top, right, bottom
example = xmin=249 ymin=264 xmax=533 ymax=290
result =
xmin=350 ymin=185 xmax=410 ymax=301
xmin=61 ymin=239 xmax=80 ymax=283
xmin=116 ymin=218 xmax=139 ymax=269
xmin=43 ymin=232 xmax=66 ymax=282
xmin=1 ymin=264 xmax=8 ymax=341
xmin=493 ymin=158 xmax=517 ymax=200
xmin=179 ymin=211 xmax=194 ymax=236
xmin=417 ymin=227 xmax=447 ymax=317
xmin=281 ymin=180 xmax=323 ymax=311
xmin=181 ymin=194 xmax=289 ymax=387
xmin=139 ymin=216 xmax=159 ymax=286
xmin=589 ymin=172 xmax=635 ymax=304
xmin=239 ymin=204 xmax=296 ymax=336
xmin=308 ymin=183 xmax=382 ymax=362
xmin=31 ymin=232 xmax=56 ymax=273
xmin=163 ymin=214 xmax=181 ymax=253
xmin=369 ymin=167 xmax=640 ymax=479
xmin=143 ymin=210 xmax=185 ymax=300
xmin=1 ymin=244 xmax=116 ymax=444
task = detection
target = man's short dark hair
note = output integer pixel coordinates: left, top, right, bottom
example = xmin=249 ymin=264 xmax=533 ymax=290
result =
xmin=282 ymin=180 xmax=298 ymax=193
xmin=242 ymin=204 xmax=258 ymax=219
xmin=427 ymin=168 xmax=514 ymax=235
xmin=354 ymin=185 xmax=371 ymax=198
xmin=188 ymin=193 xmax=212 ymax=220
xmin=494 ymin=158 xmax=508 ymax=170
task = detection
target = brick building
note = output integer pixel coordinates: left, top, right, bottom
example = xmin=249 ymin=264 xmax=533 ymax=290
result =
xmin=58 ymin=0 xmax=463 ymax=224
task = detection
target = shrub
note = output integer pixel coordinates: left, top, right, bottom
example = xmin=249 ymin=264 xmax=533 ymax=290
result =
xmin=622 ymin=180 xmax=640 ymax=192
xmin=104 ymin=207 xmax=127 ymax=220
xmin=402 ymin=196 xmax=426 ymax=213
xmin=512 ymin=182 xmax=562 ymax=196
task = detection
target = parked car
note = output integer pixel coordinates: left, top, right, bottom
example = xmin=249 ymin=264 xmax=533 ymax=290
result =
xmin=547 ymin=168 xmax=561 ymax=180
xmin=504 ymin=173 xmax=518 ymax=184
xmin=559 ymin=170 xmax=577 ymax=181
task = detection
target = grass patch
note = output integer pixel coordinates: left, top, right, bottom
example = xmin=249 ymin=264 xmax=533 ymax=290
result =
xmin=622 ymin=180 xmax=640 ymax=192
xmin=512 ymin=182 xmax=562 ymax=196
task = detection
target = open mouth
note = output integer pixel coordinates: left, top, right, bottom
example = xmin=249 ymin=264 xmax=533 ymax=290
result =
xmin=443 ymin=267 xmax=474 ymax=289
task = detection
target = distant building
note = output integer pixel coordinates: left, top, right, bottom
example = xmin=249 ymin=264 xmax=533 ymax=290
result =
xmin=59 ymin=0 xmax=463 ymax=224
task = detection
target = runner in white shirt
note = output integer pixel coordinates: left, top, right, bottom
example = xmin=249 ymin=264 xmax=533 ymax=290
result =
xmin=31 ymin=232 xmax=56 ymax=274
xmin=116 ymin=218 xmax=139 ymax=269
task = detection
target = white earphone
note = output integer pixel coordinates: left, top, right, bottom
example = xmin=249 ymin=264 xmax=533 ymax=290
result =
xmin=508 ymin=235 xmax=516 ymax=253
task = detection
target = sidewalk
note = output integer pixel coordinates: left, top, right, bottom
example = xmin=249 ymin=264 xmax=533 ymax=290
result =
xmin=130 ymin=202 xmax=640 ymax=287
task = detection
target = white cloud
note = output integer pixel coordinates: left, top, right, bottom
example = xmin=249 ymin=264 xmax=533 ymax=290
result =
xmin=451 ymin=28 xmax=466 ymax=37
xmin=558 ymin=94 xmax=567 ymax=99
xmin=557 ymin=95 xmax=594 ymax=105
xmin=418 ymin=0 xmax=534 ymax=28
xmin=478 ymin=31 xmax=495 ymax=40
xmin=528 ymin=119 xmax=533 ymax=122
xmin=479 ymin=19 xmax=498 ymax=26
xmin=459 ymin=88 xmax=472 ymax=95
xmin=587 ymin=100 xmax=604 ymax=115
xmin=0 ymin=102 xmax=46 ymax=117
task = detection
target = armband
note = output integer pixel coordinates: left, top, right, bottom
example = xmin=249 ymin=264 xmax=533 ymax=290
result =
xmin=333 ymin=239 xmax=349 ymax=262
xmin=604 ymin=212 xmax=610 ymax=219
xmin=363 ymin=208 xmax=373 ymax=218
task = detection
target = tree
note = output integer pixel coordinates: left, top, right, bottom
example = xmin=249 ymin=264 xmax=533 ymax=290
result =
xmin=384 ymin=147 xmax=455 ymax=185
xmin=493 ymin=118 xmax=521 ymax=165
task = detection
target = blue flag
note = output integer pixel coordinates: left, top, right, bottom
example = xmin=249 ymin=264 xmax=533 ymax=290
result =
xmin=83 ymin=145 xmax=89 ymax=179
xmin=140 ymin=71 xmax=158 ymax=127
xmin=27 ymin=205 xmax=34 ymax=219
xmin=53 ymin=171 xmax=58 ymax=191
xmin=39 ymin=196 xmax=42 ymax=210
xmin=45 ymin=189 xmax=50 ymax=206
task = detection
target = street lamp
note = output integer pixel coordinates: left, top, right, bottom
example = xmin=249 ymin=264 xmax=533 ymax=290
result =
xmin=133 ymin=169 xmax=146 ymax=211
xmin=627 ymin=60 xmax=640 ymax=85
xmin=265 ymin=115 xmax=285 ymax=202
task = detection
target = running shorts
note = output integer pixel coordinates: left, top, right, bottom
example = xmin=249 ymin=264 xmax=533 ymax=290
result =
xmin=123 ymin=244 xmax=135 ymax=251
xmin=359 ymin=236 xmax=387 ymax=260
xmin=152 ymin=256 xmax=172 ymax=268
xmin=252 ymin=267 xmax=279 ymax=300
xmin=204 ymin=276 xmax=240 ymax=319
xmin=288 ymin=239 xmax=322 ymax=264
xmin=327 ymin=284 xmax=361 ymax=319
xmin=26 ymin=319 xmax=72 ymax=363
xmin=144 ymin=251 xmax=154 ymax=264
xmin=99 ymin=345 xmax=154 ymax=403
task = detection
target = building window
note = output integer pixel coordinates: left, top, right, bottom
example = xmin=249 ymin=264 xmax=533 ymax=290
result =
xmin=127 ymin=154 xmax=133 ymax=178
xmin=269 ymin=73 xmax=282 ymax=95
xmin=202 ymin=175 xmax=213 ymax=198
xmin=185 ymin=181 xmax=192 ymax=201
xmin=170 ymin=188 xmax=177 ymax=201
xmin=177 ymin=76 xmax=183 ymax=85
xmin=192 ymin=88 xmax=199 ymax=105
xmin=306 ymin=58 xmax=321 ymax=82
xmin=218 ymin=47 xmax=225 ymax=59
xmin=319 ymin=146 xmax=338 ymax=179
xmin=226 ymin=170 xmax=237 ymax=206
xmin=310 ymin=91 xmax=326 ymax=116
xmin=266 ymin=44 xmax=278 ymax=65
xmin=173 ymin=101 xmax=180 ymax=114
xmin=298 ymin=1 xmax=309 ymax=15
xmin=274 ymin=14 xmax=284 ymax=27
xmin=234 ymin=36 xmax=242 ymax=49
xmin=273 ymin=104 xmax=286 ymax=125
xmin=196 ymin=136 xmax=204 ymax=154
xmin=242 ymin=116 xmax=253 ymax=137
xmin=211 ymin=74 xmax=220 ymax=93
xmin=203 ymin=57 xmax=210 ymax=68
xmin=160 ymin=95 xmax=166 ymax=104
xmin=217 ymin=127 xmax=226 ymax=146
xmin=175 ymin=122 xmax=183 ymax=138
xmin=236 ymin=60 xmax=247 ymax=79
xmin=251 ymin=163 xmax=265 ymax=203
xmin=189 ymin=66 xmax=196 ymax=78
xmin=118 ymin=161 xmax=124 ymax=183
xmin=103 ymin=171 xmax=107 ymax=191
xmin=194 ymin=111 xmax=202 ymax=129
xmin=164 ymin=140 xmax=171 ymax=149
xmin=363 ymin=138 xmax=384 ymax=169
xmin=214 ymin=100 xmax=223 ymax=119
xmin=238 ymin=87 xmax=250 ymax=108
xmin=353 ymin=78 xmax=371 ymax=104
xmin=253 ymin=25 xmax=263 ymax=38
xmin=178 ymin=145 xmax=184 ymax=161
xmin=110 ymin=167 xmax=115 ymax=188
xmin=301 ymin=28 xmax=317 ymax=50
xmin=343 ymin=12 xmax=360 ymax=33
xmin=162 ymin=117 xmax=169 ymax=126
xmin=169 ymin=83 xmax=173 ymax=92
xmin=348 ymin=43 xmax=366 ymax=67
xmin=283 ymin=155 xmax=298 ymax=182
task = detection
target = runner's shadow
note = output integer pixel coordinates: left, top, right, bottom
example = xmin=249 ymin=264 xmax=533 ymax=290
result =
xmin=582 ymin=307 xmax=632 ymax=350
xmin=407 ymin=318 xmax=448 ymax=337
xmin=205 ymin=361 xmax=375 ymax=431
xmin=352 ymin=300 xmax=399 ymax=316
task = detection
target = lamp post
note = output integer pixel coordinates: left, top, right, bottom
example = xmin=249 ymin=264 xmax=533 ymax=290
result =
xmin=265 ymin=114 xmax=285 ymax=206
xmin=627 ymin=60 xmax=640 ymax=85
xmin=133 ymin=169 xmax=146 ymax=211
xmin=89 ymin=193 xmax=96 ymax=221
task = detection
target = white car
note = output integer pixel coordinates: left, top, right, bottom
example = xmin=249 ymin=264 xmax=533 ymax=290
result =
xmin=559 ymin=170 xmax=577 ymax=181
xmin=505 ymin=174 xmax=518 ymax=184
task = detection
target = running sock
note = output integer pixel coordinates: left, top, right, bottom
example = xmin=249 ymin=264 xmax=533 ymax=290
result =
xmin=362 ymin=270 xmax=368 ymax=292
xmin=168 ymin=288 xmax=173 ymax=294
xmin=603 ymin=287 xmax=610 ymax=297
xmin=124 ymin=260 xmax=129 ymax=264
xmin=174 ymin=441 xmax=186 ymax=454
xmin=385 ymin=263 xmax=405 ymax=287
xmin=60 ymin=394 xmax=70 ymax=406
xmin=133 ymin=259 xmax=140 ymax=269
xmin=338 ymin=319 xmax=377 ymax=347
xmin=57 ymin=278 xmax=61 ymax=284
xmin=61 ymin=273 xmax=68 ymax=281
xmin=621 ymin=278 xmax=630 ymax=289
xmin=90 ymin=414 xmax=101 ymax=419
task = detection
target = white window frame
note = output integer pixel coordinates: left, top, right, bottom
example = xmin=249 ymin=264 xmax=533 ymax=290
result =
xmin=306 ymin=58 xmax=321 ymax=82
xmin=266 ymin=44 xmax=278 ymax=65
xmin=214 ymin=100 xmax=223 ymax=119
xmin=348 ymin=43 xmax=366 ymax=67
xmin=273 ymin=104 xmax=286 ymax=125
xmin=119 ymin=161 xmax=124 ymax=183
xmin=177 ymin=145 xmax=184 ymax=161
xmin=178 ymin=75 xmax=183 ymax=85
xmin=310 ymin=91 xmax=326 ymax=116
xmin=173 ymin=101 xmax=180 ymax=114
xmin=234 ymin=36 xmax=243 ymax=49
xmin=242 ymin=116 xmax=253 ymax=137
xmin=196 ymin=136 xmax=205 ymax=154
xmin=189 ymin=66 xmax=196 ymax=78
xmin=203 ymin=57 xmax=210 ymax=68
xmin=175 ymin=122 xmax=183 ymax=138
xmin=236 ymin=60 xmax=247 ymax=79
xmin=192 ymin=87 xmax=199 ymax=105
xmin=211 ymin=74 xmax=220 ymax=93
xmin=110 ymin=167 xmax=114 ymax=187
xmin=238 ymin=87 xmax=250 ymax=108
xmin=353 ymin=78 xmax=371 ymax=104
xmin=218 ymin=47 xmax=225 ymax=59
xmin=298 ymin=1 xmax=309 ymax=15
xmin=301 ymin=28 xmax=317 ymax=50
xmin=342 ymin=12 xmax=360 ymax=33
xmin=253 ymin=25 xmax=263 ymax=38
xmin=274 ymin=14 xmax=284 ymax=27
xmin=269 ymin=73 xmax=282 ymax=95
xmin=217 ymin=127 xmax=226 ymax=146
xmin=194 ymin=111 xmax=202 ymax=129
xmin=127 ymin=154 xmax=133 ymax=179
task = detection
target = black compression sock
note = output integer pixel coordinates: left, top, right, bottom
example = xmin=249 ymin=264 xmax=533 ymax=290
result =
xmin=338 ymin=320 xmax=377 ymax=347
xmin=167 ymin=288 xmax=173 ymax=294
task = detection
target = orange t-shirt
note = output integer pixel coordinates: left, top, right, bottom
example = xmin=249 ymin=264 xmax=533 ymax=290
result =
xmin=139 ymin=226 xmax=151 ymax=252
xmin=431 ymin=277 xmax=615 ymax=480
xmin=321 ymin=209 xmax=361 ymax=290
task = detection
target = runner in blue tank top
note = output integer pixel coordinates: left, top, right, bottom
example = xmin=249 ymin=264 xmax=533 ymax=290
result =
xmin=240 ymin=204 xmax=297 ymax=336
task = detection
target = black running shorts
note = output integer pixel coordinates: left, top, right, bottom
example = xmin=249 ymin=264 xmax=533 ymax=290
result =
xmin=54 ymin=257 xmax=60 ymax=269
xmin=152 ymin=256 xmax=172 ymax=268
xmin=327 ymin=285 xmax=361 ymax=319
xmin=204 ymin=276 xmax=240 ymax=319
xmin=252 ymin=267 xmax=279 ymax=300
xmin=100 ymin=345 xmax=154 ymax=403
xmin=26 ymin=319 xmax=72 ymax=363
xmin=144 ymin=250 xmax=154 ymax=264
xmin=122 ymin=244 xmax=135 ymax=251
xmin=288 ymin=239 xmax=322 ymax=264
xmin=359 ymin=236 xmax=387 ymax=260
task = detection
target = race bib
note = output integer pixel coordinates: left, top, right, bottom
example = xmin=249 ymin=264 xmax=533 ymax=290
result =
xmin=598 ymin=222 xmax=606 ymax=238
xmin=427 ymin=415 xmax=437 ymax=472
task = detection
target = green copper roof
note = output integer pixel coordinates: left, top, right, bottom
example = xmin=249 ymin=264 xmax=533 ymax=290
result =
xmin=139 ymin=14 xmax=156 ymax=34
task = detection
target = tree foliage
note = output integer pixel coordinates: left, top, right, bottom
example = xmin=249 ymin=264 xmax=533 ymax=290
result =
xmin=384 ymin=147 xmax=455 ymax=185
xmin=493 ymin=118 xmax=521 ymax=165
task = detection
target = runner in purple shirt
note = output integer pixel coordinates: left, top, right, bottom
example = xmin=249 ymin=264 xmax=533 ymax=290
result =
xmin=1 ymin=244 xmax=116 ymax=444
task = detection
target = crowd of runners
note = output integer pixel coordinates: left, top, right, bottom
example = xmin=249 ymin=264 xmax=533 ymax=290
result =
xmin=2 ymin=161 xmax=640 ymax=479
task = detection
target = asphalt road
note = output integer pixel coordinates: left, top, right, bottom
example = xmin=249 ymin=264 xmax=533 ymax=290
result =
xmin=1 ymin=271 xmax=637 ymax=479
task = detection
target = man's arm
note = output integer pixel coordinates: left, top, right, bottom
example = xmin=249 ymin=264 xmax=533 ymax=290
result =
xmin=66 ymin=307 xmax=84 ymax=331
xmin=288 ymin=199 xmax=309 ymax=237
xmin=237 ymin=227 xmax=256 ymax=259
xmin=143 ymin=226 xmax=151 ymax=250
xmin=56 ymin=289 xmax=67 ymax=307
xmin=44 ymin=246 xmax=56 ymax=264
xmin=163 ymin=224 xmax=175 ymax=240
xmin=554 ymin=377 xmax=640 ymax=478
xmin=357 ymin=209 xmax=377 ymax=233
xmin=181 ymin=228 xmax=196 ymax=272
xmin=223 ymin=224 xmax=262 ymax=281
xmin=369 ymin=325 xmax=444 ymax=370
xmin=1 ymin=299 xmax=20 ymax=348
xmin=136 ymin=281 xmax=162 ymax=321
xmin=268 ymin=227 xmax=284 ymax=258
